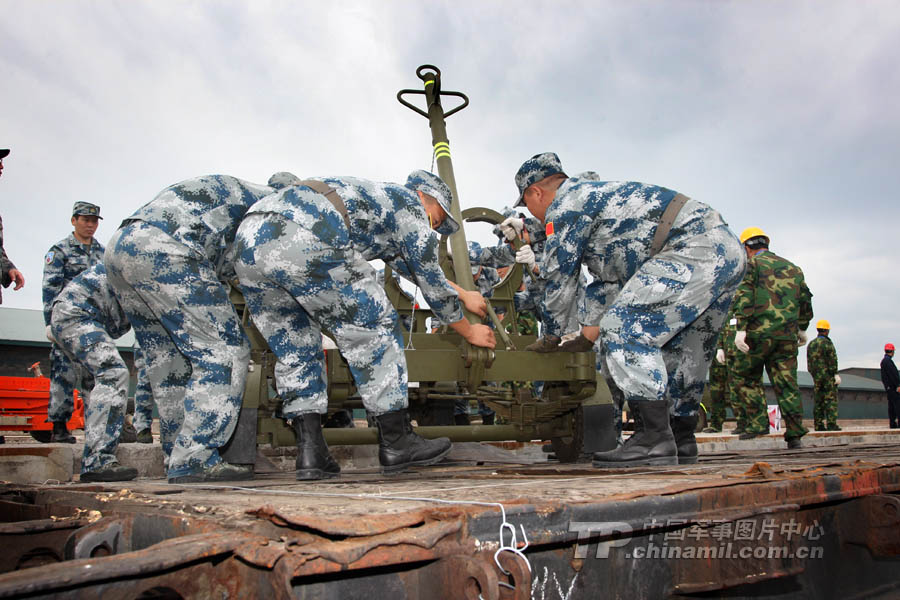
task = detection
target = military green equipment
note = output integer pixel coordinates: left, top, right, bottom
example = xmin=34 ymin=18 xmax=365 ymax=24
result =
xmin=224 ymin=65 xmax=612 ymax=464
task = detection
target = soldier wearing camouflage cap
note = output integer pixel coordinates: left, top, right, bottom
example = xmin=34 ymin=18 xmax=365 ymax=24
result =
xmin=731 ymin=227 xmax=813 ymax=448
xmin=233 ymin=170 xmax=495 ymax=480
xmin=41 ymin=200 xmax=105 ymax=443
xmin=511 ymin=152 xmax=746 ymax=467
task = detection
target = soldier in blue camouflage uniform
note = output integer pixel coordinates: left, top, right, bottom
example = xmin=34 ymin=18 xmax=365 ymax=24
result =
xmin=512 ymin=153 xmax=746 ymax=467
xmin=50 ymin=263 xmax=138 ymax=482
xmin=105 ymin=174 xmax=280 ymax=483
xmin=807 ymin=319 xmax=841 ymax=431
xmin=131 ymin=344 xmax=155 ymax=443
xmin=42 ymin=201 xmax=105 ymax=443
xmin=234 ymin=170 xmax=496 ymax=479
xmin=731 ymin=227 xmax=813 ymax=448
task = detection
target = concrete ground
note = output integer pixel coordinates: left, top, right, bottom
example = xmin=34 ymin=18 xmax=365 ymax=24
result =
xmin=2 ymin=419 xmax=899 ymax=484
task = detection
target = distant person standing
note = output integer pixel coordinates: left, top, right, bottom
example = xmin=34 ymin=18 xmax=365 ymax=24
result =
xmin=806 ymin=319 xmax=841 ymax=431
xmin=1 ymin=148 xmax=27 ymax=304
xmin=880 ymin=343 xmax=900 ymax=429
xmin=730 ymin=227 xmax=813 ymax=449
xmin=42 ymin=201 xmax=105 ymax=443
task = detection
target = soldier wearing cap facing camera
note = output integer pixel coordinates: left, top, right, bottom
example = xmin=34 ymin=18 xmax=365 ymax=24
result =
xmin=510 ymin=152 xmax=746 ymax=467
xmin=234 ymin=170 xmax=496 ymax=481
xmin=42 ymin=200 xmax=105 ymax=443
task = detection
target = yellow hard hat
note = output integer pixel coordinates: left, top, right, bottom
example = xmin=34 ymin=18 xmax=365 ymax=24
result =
xmin=739 ymin=226 xmax=769 ymax=245
xmin=816 ymin=319 xmax=831 ymax=330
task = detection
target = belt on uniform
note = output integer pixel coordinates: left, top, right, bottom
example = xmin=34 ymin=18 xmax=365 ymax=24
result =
xmin=300 ymin=179 xmax=351 ymax=231
xmin=649 ymin=193 xmax=689 ymax=256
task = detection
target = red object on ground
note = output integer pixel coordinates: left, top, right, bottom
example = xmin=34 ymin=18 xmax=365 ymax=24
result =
xmin=0 ymin=376 xmax=85 ymax=433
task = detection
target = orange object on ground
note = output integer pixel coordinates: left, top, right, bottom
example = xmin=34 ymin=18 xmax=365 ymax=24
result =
xmin=0 ymin=376 xmax=85 ymax=433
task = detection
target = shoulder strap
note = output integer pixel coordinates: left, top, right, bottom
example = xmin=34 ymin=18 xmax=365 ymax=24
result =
xmin=300 ymin=179 xmax=351 ymax=231
xmin=650 ymin=193 xmax=689 ymax=256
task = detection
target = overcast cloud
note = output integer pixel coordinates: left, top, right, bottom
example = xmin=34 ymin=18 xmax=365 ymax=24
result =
xmin=2 ymin=1 xmax=898 ymax=371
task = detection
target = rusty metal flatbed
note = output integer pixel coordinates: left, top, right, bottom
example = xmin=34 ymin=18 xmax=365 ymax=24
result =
xmin=2 ymin=440 xmax=899 ymax=599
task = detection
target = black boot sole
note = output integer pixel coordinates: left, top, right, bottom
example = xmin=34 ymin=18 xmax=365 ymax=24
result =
xmin=381 ymin=444 xmax=452 ymax=475
xmin=677 ymin=456 xmax=699 ymax=465
xmin=592 ymin=455 xmax=678 ymax=468
xmin=80 ymin=469 xmax=138 ymax=483
xmin=296 ymin=468 xmax=340 ymax=481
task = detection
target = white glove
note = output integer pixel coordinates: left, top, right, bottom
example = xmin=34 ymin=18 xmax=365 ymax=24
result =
xmin=515 ymin=244 xmax=536 ymax=272
xmin=734 ymin=330 xmax=750 ymax=353
xmin=716 ymin=348 xmax=726 ymax=364
xmin=797 ymin=331 xmax=808 ymax=346
xmin=499 ymin=217 xmax=525 ymax=241
xmin=45 ymin=325 xmax=56 ymax=344
xmin=560 ymin=331 xmax=580 ymax=344
xmin=834 ymin=374 xmax=841 ymax=386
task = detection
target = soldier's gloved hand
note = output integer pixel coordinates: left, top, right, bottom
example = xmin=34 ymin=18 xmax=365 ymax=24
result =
xmin=735 ymin=331 xmax=750 ymax=353
xmin=797 ymin=331 xmax=808 ymax=346
xmin=499 ymin=217 xmax=525 ymax=241
xmin=834 ymin=374 xmax=842 ymax=386
xmin=716 ymin=348 xmax=726 ymax=364
xmin=515 ymin=244 xmax=537 ymax=273
xmin=45 ymin=325 xmax=56 ymax=344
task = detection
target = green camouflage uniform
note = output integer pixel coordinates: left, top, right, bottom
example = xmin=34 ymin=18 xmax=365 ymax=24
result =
xmin=706 ymin=307 xmax=745 ymax=432
xmin=807 ymin=333 xmax=839 ymax=430
xmin=730 ymin=250 xmax=813 ymax=441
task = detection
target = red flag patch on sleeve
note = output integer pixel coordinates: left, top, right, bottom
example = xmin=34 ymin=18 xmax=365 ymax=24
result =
xmin=545 ymin=221 xmax=555 ymax=236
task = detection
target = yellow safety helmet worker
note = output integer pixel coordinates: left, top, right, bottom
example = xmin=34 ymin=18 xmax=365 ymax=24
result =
xmin=816 ymin=319 xmax=831 ymax=330
xmin=739 ymin=226 xmax=769 ymax=245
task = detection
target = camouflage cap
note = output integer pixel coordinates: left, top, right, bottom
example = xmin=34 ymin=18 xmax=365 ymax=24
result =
xmin=268 ymin=171 xmax=302 ymax=189
xmin=405 ymin=170 xmax=459 ymax=235
xmin=514 ymin=152 xmax=567 ymax=207
xmin=72 ymin=201 xmax=102 ymax=219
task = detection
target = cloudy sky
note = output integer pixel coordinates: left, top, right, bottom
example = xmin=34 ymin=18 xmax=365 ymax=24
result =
xmin=2 ymin=1 xmax=898 ymax=370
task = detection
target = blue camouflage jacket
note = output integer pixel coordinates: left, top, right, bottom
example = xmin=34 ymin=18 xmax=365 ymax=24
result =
xmin=539 ymin=178 xmax=729 ymax=336
xmin=246 ymin=177 xmax=464 ymax=325
xmin=42 ymin=233 xmax=105 ymax=326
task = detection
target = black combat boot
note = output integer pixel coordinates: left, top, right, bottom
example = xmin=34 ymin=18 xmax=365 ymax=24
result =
xmin=50 ymin=421 xmax=76 ymax=444
xmin=81 ymin=462 xmax=138 ymax=483
xmin=592 ymin=401 xmax=677 ymax=467
xmin=375 ymin=410 xmax=451 ymax=474
xmin=481 ymin=413 xmax=495 ymax=425
xmin=293 ymin=413 xmax=340 ymax=481
xmin=671 ymin=414 xmax=699 ymax=465
xmin=454 ymin=413 xmax=470 ymax=426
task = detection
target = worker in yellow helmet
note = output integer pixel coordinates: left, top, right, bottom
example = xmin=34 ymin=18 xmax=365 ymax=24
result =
xmin=807 ymin=319 xmax=841 ymax=431
xmin=730 ymin=227 xmax=813 ymax=448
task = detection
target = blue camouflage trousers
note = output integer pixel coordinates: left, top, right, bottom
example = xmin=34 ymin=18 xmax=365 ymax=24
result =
xmin=47 ymin=343 xmax=91 ymax=423
xmin=105 ymin=222 xmax=250 ymax=478
xmin=50 ymin=316 xmax=128 ymax=474
xmin=234 ymin=213 xmax=408 ymax=417
xmin=598 ymin=229 xmax=745 ymax=416
xmin=131 ymin=346 xmax=155 ymax=434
